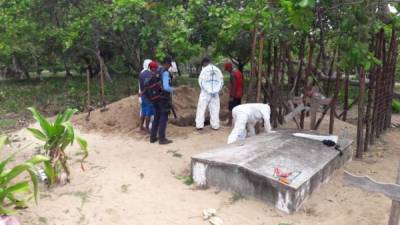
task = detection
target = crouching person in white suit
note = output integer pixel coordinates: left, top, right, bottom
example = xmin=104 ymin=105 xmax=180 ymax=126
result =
xmin=227 ymin=103 xmax=275 ymax=144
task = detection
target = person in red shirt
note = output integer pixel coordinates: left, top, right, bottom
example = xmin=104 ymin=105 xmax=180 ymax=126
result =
xmin=224 ymin=62 xmax=244 ymax=126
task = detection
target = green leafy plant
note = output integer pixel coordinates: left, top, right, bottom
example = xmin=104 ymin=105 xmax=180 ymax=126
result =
xmin=0 ymin=135 xmax=50 ymax=215
xmin=27 ymin=107 xmax=88 ymax=184
xmin=175 ymin=175 xmax=194 ymax=186
xmin=393 ymin=99 xmax=400 ymax=114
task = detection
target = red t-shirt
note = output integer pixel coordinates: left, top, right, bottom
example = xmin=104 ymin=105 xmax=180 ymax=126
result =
xmin=230 ymin=70 xmax=244 ymax=98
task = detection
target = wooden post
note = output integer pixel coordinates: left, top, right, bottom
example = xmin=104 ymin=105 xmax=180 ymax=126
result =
xmin=371 ymin=29 xmax=385 ymax=144
xmin=356 ymin=68 xmax=366 ymax=158
xmin=344 ymin=161 xmax=400 ymax=225
xmin=389 ymin=162 xmax=400 ymax=225
xmin=86 ymin=69 xmax=91 ymax=121
xmin=365 ymin=35 xmax=379 ymax=152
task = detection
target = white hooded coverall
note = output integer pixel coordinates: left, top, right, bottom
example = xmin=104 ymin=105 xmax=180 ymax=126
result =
xmin=227 ymin=103 xmax=273 ymax=144
xmin=195 ymin=64 xmax=224 ymax=129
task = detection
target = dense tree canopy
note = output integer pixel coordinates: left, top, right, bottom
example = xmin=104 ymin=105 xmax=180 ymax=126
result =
xmin=0 ymin=0 xmax=398 ymax=79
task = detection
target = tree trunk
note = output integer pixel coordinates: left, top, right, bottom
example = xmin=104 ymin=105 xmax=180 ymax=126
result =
xmin=33 ymin=56 xmax=41 ymax=79
xmin=285 ymin=43 xmax=295 ymax=91
xmin=86 ymin=68 xmax=92 ymax=121
xmin=365 ymin=32 xmax=381 ymax=149
xmin=272 ymin=43 xmax=279 ymax=128
xmin=356 ymin=68 xmax=366 ymax=159
xmin=292 ymin=36 xmax=306 ymax=96
xmin=300 ymin=39 xmax=314 ymax=129
xmin=63 ymin=58 xmax=72 ymax=78
xmin=343 ymin=71 xmax=350 ymax=121
xmin=175 ymin=60 xmax=182 ymax=77
xmin=264 ymin=40 xmax=272 ymax=104
xmin=11 ymin=55 xmax=26 ymax=79
xmin=238 ymin=61 xmax=245 ymax=73
xmin=245 ymin=27 xmax=258 ymax=103
xmin=385 ymin=27 xmax=398 ymax=129
xmin=329 ymin=67 xmax=341 ymax=134
xmin=256 ymin=34 xmax=264 ymax=102
xmin=21 ymin=67 xmax=31 ymax=80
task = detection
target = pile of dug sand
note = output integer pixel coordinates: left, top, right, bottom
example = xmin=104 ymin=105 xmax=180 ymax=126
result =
xmin=72 ymin=95 xmax=140 ymax=133
xmin=170 ymin=86 xmax=230 ymax=126
xmin=72 ymin=86 xmax=230 ymax=133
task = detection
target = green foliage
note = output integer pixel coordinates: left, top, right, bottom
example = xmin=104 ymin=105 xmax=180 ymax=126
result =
xmin=0 ymin=75 xmax=136 ymax=132
xmin=175 ymin=175 xmax=194 ymax=186
xmin=0 ymin=135 xmax=50 ymax=215
xmin=393 ymin=99 xmax=400 ymax=114
xmin=27 ymin=108 xmax=88 ymax=184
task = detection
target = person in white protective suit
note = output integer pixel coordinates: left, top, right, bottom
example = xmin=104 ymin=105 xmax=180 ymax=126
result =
xmin=227 ymin=103 xmax=275 ymax=144
xmin=195 ymin=57 xmax=224 ymax=130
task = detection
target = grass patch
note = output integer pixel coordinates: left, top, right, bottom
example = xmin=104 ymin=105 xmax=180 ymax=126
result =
xmin=120 ymin=184 xmax=131 ymax=193
xmin=0 ymin=118 xmax=17 ymax=129
xmin=38 ymin=217 xmax=48 ymax=224
xmin=175 ymin=175 xmax=194 ymax=185
xmin=230 ymin=192 xmax=245 ymax=203
xmin=173 ymin=152 xmax=183 ymax=158
xmin=167 ymin=150 xmax=183 ymax=158
xmin=58 ymin=189 xmax=92 ymax=208
xmin=0 ymin=75 xmax=136 ymax=116
xmin=0 ymin=75 xmax=136 ymax=132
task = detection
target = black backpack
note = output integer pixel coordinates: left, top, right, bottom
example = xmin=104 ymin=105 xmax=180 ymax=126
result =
xmin=142 ymin=72 xmax=163 ymax=103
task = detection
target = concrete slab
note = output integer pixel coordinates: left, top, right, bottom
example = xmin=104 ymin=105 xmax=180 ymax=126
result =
xmin=191 ymin=129 xmax=353 ymax=213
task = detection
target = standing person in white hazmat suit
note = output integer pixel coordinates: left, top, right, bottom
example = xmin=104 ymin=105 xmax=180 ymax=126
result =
xmin=227 ymin=103 xmax=275 ymax=144
xmin=195 ymin=57 xmax=224 ymax=130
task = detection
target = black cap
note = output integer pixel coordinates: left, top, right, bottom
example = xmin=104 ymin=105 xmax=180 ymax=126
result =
xmin=201 ymin=56 xmax=211 ymax=65
xmin=162 ymin=56 xmax=173 ymax=65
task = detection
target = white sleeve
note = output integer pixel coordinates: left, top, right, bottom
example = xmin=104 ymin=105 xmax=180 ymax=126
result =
xmin=198 ymin=68 xmax=205 ymax=89
xmin=262 ymin=105 xmax=272 ymax=133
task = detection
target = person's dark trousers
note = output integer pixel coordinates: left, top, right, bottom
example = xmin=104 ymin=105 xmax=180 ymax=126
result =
xmin=150 ymin=100 xmax=169 ymax=141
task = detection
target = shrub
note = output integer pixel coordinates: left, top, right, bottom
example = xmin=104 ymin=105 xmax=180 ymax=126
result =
xmin=393 ymin=99 xmax=400 ymax=114
xmin=27 ymin=108 xmax=88 ymax=184
xmin=0 ymin=135 xmax=50 ymax=214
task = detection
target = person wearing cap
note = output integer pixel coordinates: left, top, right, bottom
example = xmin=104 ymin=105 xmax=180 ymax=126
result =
xmin=138 ymin=60 xmax=152 ymax=121
xmin=195 ymin=57 xmax=224 ymax=130
xmin=138 ymin=60 xmax=158 ymax=132
xmin=150 ymin=56 xmax=174 ymax=145
xmin=224 ymin=62 xmax=244 ymax=126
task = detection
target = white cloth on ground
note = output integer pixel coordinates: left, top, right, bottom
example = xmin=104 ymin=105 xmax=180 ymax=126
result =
xmin=227 ymin=103 xmax=273 ymax=144
xmin=195 ymin=64 xmax=224 ymax=129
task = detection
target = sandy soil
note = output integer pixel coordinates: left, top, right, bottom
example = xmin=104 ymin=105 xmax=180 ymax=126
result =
xmin=71 ymin=85 xmax=230 ymax=132
xmin=5 ymin=87 xmax=400 ymax=225
xmin=3 ymin=114 xmax=397 ymax=225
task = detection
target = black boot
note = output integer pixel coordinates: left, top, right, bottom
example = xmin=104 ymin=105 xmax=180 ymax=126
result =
xmin=159 ymin=139 xmax=173 ymax=145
